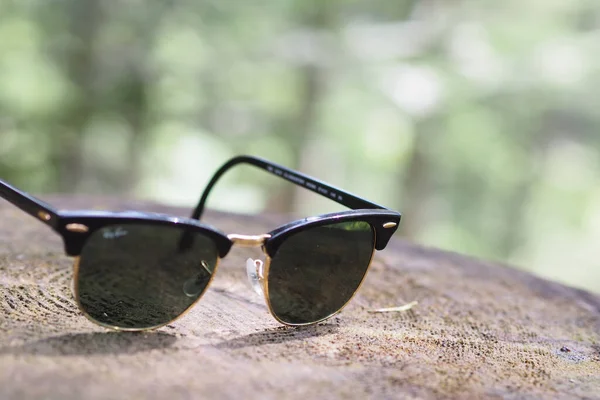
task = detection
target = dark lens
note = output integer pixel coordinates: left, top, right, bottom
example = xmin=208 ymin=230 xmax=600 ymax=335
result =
xmin=77 ymin=224 xmax=219 ymax=329
xmin=267 ymin=220 xmax=374 ymax=325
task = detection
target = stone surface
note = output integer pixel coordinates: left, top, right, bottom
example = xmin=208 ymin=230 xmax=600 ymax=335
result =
xmin=1 ymin=197 xmax=599 ymax=399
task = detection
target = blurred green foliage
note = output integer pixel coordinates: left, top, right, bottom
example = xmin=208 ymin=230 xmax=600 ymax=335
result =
xmin=0 ymin=0 xmax=599 ymax=292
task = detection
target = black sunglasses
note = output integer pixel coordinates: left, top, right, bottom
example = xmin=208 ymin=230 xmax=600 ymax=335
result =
xmin=0 ymin=155 xmax=401 ymax=331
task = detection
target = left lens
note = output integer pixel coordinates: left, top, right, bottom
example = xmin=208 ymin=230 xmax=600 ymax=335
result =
xmin=266 ymin=220 xmax=375 ymax=325
xmin=76 ymin=223 xmax=219 ymax=330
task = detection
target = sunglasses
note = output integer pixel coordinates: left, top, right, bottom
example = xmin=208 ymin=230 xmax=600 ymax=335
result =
xmin=0 ymin=155 xmax=401 ymax=331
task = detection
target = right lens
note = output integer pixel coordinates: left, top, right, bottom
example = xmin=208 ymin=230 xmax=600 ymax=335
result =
xmin=76 ymin=223 xmax=219 ymax=330
xmin=267 ymin=220 xmax=375 ymax=325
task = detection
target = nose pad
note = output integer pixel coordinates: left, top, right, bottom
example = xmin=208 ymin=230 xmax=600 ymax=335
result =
xmin=245 ymin=258 xmax=264 ymax=297
xmin=183 ymin=260 xmax=212 ymax=297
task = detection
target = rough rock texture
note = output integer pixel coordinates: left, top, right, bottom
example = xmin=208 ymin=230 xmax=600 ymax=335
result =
xmin=1 ymin=197 xmax=599 ymax=399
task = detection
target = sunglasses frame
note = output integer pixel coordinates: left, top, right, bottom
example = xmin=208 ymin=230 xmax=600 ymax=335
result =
xmin=0 ymin=155 xmax=401 ymax=330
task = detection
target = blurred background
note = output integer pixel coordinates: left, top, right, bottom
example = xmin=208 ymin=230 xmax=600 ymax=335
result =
xmin=1 ymin=0 xmax=599 ymax=292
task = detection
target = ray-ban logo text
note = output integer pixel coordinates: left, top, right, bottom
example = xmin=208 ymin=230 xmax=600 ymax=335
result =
xmin=103 ymin=227 xmax=129 ymax=239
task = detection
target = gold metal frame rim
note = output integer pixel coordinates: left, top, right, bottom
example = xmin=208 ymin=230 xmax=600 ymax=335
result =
xmin=227 ymin=233 xmax=272 ymax=247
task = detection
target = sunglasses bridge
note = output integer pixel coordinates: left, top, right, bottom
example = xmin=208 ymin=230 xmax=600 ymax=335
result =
xmin=227 ymin=233 xmax=272 ymax=298
xmin=227 ymin=233 xmax=271 ymax=248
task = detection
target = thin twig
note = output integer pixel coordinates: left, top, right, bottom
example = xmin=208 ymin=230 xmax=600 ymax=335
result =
xmin=369 ymin=301 xmax=418 ymax=313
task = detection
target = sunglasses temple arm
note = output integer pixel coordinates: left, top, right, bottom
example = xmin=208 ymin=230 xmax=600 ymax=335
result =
xmin=0 ymin=179 xmax=59 ymax=229
xmin=190 ymin=155 xmax=387 ymax=221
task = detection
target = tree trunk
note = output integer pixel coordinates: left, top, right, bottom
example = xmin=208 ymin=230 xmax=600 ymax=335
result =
xmin=1 ymin=196 xmax=598 ymax=399
xmin=52 ymin=0 xmax=102 ymax=192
